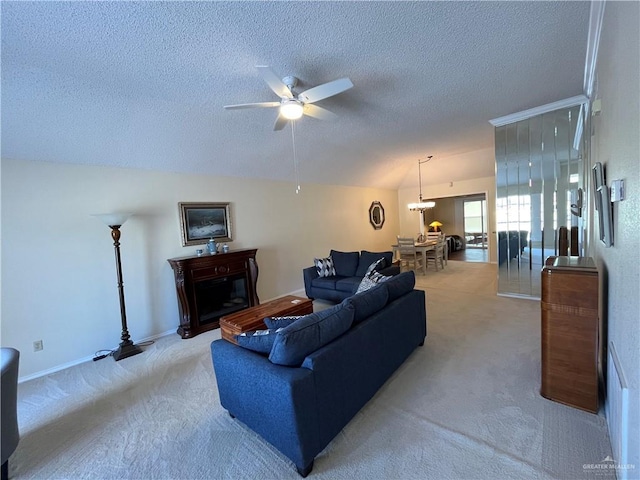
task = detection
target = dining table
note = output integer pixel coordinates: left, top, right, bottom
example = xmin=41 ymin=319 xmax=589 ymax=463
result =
xmin=391 ymin=240 xmax=438 ymax=275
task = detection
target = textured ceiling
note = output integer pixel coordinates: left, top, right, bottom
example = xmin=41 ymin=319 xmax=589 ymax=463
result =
xmin=1 ymin=1 xmax=590 ymax=190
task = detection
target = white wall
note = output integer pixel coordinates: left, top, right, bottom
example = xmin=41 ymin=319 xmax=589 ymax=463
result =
xmin=423 ymin=197 xmax=459 ymax=237
xmin=591 ymin=0 xmax=640 ymax=470
xmin=0 ymin=159 xmax=399 ymax=379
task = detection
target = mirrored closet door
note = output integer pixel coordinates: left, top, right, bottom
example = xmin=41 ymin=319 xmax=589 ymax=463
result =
xmin=494 ymin=104 xmax=587 ymax=298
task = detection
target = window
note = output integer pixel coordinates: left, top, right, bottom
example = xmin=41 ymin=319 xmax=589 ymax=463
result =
xmin=496 ymin=194 xmax=531 ymax=232
xmin=464 ymin=200 xmax=487 ymax=248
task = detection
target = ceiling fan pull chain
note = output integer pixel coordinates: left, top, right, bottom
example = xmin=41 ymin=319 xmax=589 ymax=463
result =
xmin=291 ymin=120 xmax=301 ymax=194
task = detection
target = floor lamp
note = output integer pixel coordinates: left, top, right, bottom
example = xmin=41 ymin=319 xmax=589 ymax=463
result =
xmin=93 ymin=213 xmax=142 ymax=361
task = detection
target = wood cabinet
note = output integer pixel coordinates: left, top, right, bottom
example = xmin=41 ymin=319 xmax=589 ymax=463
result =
xmin=541 ymin=256 xmax=599 ymax=413
xmin=167 ymin=249 xmax=259 ymax=339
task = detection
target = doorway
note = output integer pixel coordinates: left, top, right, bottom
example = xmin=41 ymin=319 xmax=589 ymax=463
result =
xmin=463 ymin=199 xmax=488 ymax=249
xmin=422 ymin=193 xmax=489 ymax=263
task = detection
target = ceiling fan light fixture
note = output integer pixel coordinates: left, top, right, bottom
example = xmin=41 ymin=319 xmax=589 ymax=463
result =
xmin=224 ymin=67 xmax=352 ymax=131
xmin=280 ymin=100 xmax=304 ymax=120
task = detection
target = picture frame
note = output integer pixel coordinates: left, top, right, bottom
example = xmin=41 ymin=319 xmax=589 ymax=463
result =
xmin=178 ymin=202 xmax=232 ymax=246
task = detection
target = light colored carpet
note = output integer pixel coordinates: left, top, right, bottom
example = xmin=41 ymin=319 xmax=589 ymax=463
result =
xmin=11 ymin=262 xmax=615 ymax=480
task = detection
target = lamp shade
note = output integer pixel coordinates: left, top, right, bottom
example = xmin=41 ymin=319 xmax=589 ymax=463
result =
xmin=92 ymin=213 xmax=132 ymax=227
xmin=429 ymin=220 xmax=443 ymax=231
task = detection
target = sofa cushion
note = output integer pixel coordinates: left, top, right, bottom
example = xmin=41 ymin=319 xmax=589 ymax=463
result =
xmin=311 ymin=276 xmax=339 ymax=289
xmin=264 ymin=316 xmax=304 ymax=330
xmin=344 ymin=282 xmax=389 ymax=324
xmin=314 ymin=256 xmax=336 ymax=277
xmin=330 ymin=250 xmax=359 ymax=277
xmin=236 ymin=329 xmax=279 ymax=354
xmin=384 ymin=271 xmax=416 ymax=301
xmin=355 ymin=270 xmax=391 ymax=294
xmin=355 ymin=251 xmax=392 ymax=277
xmin=269 ymin=303 xmax=355 ymax=367
xmin=335 ymin=276 xmax=361 ymax=293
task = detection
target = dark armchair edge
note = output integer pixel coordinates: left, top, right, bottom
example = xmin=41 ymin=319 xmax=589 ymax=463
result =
xmin=302 ymin=266 xmax=319 ymax=300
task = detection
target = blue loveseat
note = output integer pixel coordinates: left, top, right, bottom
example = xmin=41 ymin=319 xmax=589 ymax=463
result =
xmin=303 ymin=249 xmax=400 ymax=302
xmin=210 ymin=271 xmax=426 ymax=476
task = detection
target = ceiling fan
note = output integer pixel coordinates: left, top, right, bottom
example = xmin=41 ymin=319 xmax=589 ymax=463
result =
xmin=224 ymin=66 xmax=354 ymax=131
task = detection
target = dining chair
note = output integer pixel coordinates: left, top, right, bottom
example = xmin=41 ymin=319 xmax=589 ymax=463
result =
xmin=425 ymin=231 xmax=441 ymax=241
xmin=425 ymin=234 xmax=446 ymax=271
xmin=426 ymin=231 xmax=447 ymax=265
xmin=396 ymin=237 xmax=423 ymax=273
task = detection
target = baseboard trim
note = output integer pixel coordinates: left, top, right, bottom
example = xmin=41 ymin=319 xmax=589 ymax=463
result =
xmin=18 ymin=328 xmax=177 ymax=383
xmin=19 ymin=289 xmax=311 ymax=383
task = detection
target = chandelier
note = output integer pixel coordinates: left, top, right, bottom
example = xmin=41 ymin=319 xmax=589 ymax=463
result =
xmin=407 ymin=156 xmax=436 ymax=211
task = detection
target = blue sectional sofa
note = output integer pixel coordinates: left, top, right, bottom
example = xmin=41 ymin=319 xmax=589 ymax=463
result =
xmin=303 ymin=249 xmax=400 ymax=302
xmin=210 ymin=271 xmax=426 ymax=476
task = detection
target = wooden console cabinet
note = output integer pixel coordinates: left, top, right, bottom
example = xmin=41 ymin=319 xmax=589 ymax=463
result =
xmin=541 ymin=256 xmax=599 ymax=413
xmin=167 ymin=249 xmax=259 ymax=339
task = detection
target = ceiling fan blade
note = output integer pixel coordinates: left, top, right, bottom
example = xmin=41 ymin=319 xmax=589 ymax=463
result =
xmin=273 ymin=113 xmax=289 ymax=131
xmin=303 ymin=104 xmax=337 ymax=121
xmin=224 ymin=102 xmax=280 ymax=110
xmin=256 ymin=66 xmax=293 ymax=99
xmin=298 ymin=78 xmax=353 ymax=104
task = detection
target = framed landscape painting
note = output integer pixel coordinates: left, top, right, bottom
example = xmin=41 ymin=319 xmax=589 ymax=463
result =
xmin=179 ymin=202 xmax=232 ymax=246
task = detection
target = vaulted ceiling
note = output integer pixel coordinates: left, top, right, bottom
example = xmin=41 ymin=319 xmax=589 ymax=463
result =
xmin=1 ymin=1 xmax=590 ymax=190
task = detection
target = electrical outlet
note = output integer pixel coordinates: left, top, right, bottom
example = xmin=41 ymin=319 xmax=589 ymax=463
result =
xmin=33 ymin=340 xmax=43 ymax=352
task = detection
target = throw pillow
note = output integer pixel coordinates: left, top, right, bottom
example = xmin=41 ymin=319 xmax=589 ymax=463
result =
xmin=264 ymin=315 xmax=304 ymax=330
xmin=355 ymin=269 xmax=391 ymax=294
xmin=235 ymin=329 xmax=281 ymax=354
xmin=314 ymin=256 xmax=336 ymax=277
xmin=356 ymin=251 xmax=393 ymax=277
xmin=364 ymin=257 xmax=386 ymax=277
xmin=269 ymin=303 xmax=355 ymax=367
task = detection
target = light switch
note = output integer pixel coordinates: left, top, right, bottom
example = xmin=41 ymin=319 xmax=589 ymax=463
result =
xmin=610 ymin=179 xmax=625 ymax=202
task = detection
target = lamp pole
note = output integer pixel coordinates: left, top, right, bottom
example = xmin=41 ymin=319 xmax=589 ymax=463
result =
xmin=94 ymin=213 xmax=142 ymax=361
xmin=109 ymin=224 xmax=142 ymax=361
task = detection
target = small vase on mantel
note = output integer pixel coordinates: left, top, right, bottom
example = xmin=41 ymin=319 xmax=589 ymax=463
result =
xmin=207 ymin=238 xmax=217 ymax=255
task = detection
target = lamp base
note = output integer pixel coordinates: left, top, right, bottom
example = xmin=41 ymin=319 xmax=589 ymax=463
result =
xmin=113 ymin=342 xmax=143 ymax=361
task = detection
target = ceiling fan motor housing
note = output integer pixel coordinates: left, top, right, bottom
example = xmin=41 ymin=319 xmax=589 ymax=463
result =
xmin=282 ymin=75 xmax=298 ymax=92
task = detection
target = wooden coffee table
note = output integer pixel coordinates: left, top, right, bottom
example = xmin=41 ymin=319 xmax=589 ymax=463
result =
xmin=219 ymin=295 xmax=313 ymax=344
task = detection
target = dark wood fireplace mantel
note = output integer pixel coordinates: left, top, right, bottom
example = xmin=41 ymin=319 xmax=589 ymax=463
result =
xmin=167 ymin=249 xmax=259 ymax=339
